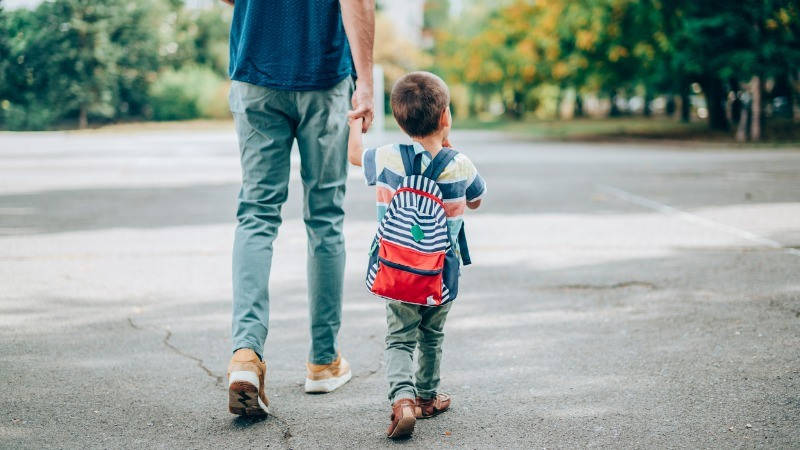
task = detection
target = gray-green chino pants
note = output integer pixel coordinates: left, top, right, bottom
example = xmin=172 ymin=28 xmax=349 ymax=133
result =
xmin=229 ymin=77 xmax=352 ymax=365
xmin=385 ymin=300 xmax=452 ymax=402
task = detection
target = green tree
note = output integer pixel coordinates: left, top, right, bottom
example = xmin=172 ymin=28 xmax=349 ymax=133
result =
xmin=557 ymin=0 xmax=663 ymax=115
xmin=1 ymin=0 xmax=163 ymax=129
xmin=162 ymin=5 xmax=232 ymax=77
xmin=0 ymin=3 xmax=10 ymax=123
xmin=435 ymin=0 xmax=799 ymax=136
xmin=661 ymin=0 xmax=800 ymax=134
xmin=0 ymin=2 xmax=8 ymax=88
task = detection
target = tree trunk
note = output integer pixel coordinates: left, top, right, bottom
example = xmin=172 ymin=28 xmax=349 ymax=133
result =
xmin=680 ymin=88 xmax=691 ymax=123
xmin=750 ymin=76 xmax=761 ymax=141
xmin=643 ymin=90 xmax=652 ymax=117
xmin=609 ymin=91 xmax=621 ymax=117
xmin=505 ymin=90 xmax=524 ymax=120
xmin=793 ymin=71 xmax=800 ymax=121
xmin=784 ymin=73 xmax=794 ymax=119
xmin=555 ymin=88 xmax=563 ymax=119
xmin=700 ymin=78 xmax=729 ymax=131
xmin=735 ymin=97 xmax=749 ymax=142
xmin=574 ymin=94 xmax=584 ymax=117
xmin=78 ymin=105 xmax=88 ymax=129
xmin=468 ymin=88 xmax=478 ymax=117
xmin=731 ymin=93 xmax=742 ymax=125
xmin=666 ymin=95 xmax=676 ymax=117
xmin=772 ymin=72 xmax=793 ymax=118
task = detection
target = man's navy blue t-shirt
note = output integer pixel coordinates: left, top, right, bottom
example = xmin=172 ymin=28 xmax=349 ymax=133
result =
xmin=229 ymin=0 xmax=354 ymax=91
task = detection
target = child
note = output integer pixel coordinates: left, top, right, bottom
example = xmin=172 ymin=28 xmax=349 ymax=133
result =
xmin=347 ymin=71 xmax=486 ymax=439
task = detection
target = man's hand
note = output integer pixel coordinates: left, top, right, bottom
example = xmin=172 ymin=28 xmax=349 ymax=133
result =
xmin=340 ymin=0 xmax=375 ymax=133
xmin=348 ymin=81 xmax=374 ymax=133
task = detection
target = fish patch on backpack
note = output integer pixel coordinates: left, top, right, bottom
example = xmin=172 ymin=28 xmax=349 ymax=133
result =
xmin=365 ymin=145 xmax=470 ymax=306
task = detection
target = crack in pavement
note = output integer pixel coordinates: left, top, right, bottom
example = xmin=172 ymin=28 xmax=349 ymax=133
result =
xmin=128 ymin=317 xmax=295 ymax=445
xmin=127 ymin=317 xmax=224 ymax=387
xmin=269 ymin=413 xmax=294 ymax=447
xmin=353 ymin=359 xmax=383 ymax=380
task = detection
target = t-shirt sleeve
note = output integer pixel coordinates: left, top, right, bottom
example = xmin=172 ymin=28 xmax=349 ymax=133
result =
xmin=463 ymin=156 xmax=486 ymax=201
xmin=362 ymin=147 xmax=378 ymax=186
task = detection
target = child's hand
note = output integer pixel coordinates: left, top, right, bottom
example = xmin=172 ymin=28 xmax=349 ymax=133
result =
xmin=349 ymin=116 xmax=364 ymax=130
xmin=347 ymin=117 xmax=364 ymax=166
xmin=467 ymin=199 xmax=481 ymax=210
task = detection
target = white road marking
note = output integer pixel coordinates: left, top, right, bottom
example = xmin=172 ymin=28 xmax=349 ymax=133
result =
xmin=597 ymin=184 xmax=800 ymax=257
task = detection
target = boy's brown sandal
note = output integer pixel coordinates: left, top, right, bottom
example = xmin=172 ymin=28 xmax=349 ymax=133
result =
xmin=387 ymin=398 xmax=416 ymax=439
xmin=415 ymin=393 xmax=451 ymax=419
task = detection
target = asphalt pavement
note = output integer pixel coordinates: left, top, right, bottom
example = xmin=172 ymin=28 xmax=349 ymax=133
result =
xmin=1 ymin=128 xmax=798 ymax=449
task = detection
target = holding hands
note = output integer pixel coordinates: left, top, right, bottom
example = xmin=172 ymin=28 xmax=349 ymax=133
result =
xmin=348 ymin=80 xmax=374 ymax=134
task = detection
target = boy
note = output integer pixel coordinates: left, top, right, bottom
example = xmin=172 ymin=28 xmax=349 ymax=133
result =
xmin=347 ymin=71 xmax=486 ymax=439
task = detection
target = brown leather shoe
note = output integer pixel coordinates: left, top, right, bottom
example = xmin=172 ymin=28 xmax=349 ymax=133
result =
xmin=386 ymin=398 xmax=416 ymax=439
xmin=227 ymin=348 xmax=269 ymax=416
xmin=415 ymin=393 xmax=451 ymax=419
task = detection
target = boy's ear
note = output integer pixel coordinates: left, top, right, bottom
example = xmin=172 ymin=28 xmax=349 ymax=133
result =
xmin=439 ymin=106 xmax=452 ymax=128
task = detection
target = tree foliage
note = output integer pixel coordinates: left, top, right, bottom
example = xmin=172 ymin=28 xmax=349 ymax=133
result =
xmin=435 ymin=0 xmax=800 ymax=131
xmin=0 ymin=0 xmax=231 ymax=130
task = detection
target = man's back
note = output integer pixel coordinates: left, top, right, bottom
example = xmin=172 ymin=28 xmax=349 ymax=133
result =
xmin=229 ymin=0 xmax=354 ymax=90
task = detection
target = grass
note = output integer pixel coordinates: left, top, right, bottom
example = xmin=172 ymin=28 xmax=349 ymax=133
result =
xmin=454 ymin=116 xmax=709 ymax=139
xmin=386 ymin=114 xmax=800 ymax=144
xmin=12 ymin=115 xmax=797 ymax=146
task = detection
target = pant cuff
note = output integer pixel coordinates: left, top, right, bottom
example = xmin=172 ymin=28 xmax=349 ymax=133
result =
xmin=309 ymin=353 xmax=337 ymax=365
xmin=391 ymin=390 xmax=416 ymax=403
xmin=416 ymin=389 xmax=436 ymax=400
xmin=232 ymin=340 xmax=263 ymax=360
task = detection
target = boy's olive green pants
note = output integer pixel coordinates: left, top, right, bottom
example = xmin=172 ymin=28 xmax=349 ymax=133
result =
xmin=229 ymin=77 xmax=352 ymax=365
xmin=385 ymin=300 xmax=452 ymax=402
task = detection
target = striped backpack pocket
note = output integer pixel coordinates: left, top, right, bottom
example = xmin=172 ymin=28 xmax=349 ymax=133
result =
xmin=365 ymin=145 xmax=471 ymax=306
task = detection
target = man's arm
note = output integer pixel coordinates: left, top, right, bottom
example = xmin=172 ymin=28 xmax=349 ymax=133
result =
xmin=340 ymin=0 xmax=375 ymax=133
xmin=348 ymin=118 xmax=364 ymax=166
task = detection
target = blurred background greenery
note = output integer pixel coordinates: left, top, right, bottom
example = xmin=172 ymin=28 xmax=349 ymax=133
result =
xmin=0 ymin=0 xmax=798 ymax=142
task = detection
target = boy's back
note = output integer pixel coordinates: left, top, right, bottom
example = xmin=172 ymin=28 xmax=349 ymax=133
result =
xmin=362 ymin=142 xmax=486 ymax=254
xmin=346 ymin=71 xmax=485 ymax=440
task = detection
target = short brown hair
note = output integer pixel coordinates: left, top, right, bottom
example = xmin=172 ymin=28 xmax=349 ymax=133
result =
xmin=390 ymin=71 xmax=450 ymax=138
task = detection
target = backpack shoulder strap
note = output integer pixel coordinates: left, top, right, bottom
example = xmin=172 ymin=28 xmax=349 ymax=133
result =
xmin=457 ymin=222 xmax=471 ymax=266
xmin=422 ymin=148 xmax=457 ymax=180
xmin=399 ymin=144 xmax=421 ymax=176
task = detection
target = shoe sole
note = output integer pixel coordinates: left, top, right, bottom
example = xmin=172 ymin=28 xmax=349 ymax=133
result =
xmin=228 ymin=381 xmax=269 ymax=416
xmin=388 ymin=415 xmax=416 ymax=439
xmin=304 ymin=369 xmax=352 ymax=393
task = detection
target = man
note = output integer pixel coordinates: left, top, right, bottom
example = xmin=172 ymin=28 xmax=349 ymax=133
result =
xmin=223 ymin=0 xmax=375 ymax=416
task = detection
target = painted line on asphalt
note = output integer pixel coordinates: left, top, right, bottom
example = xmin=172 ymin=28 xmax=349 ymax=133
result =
xmin=597 ymin=184 xmax=800 ymax=257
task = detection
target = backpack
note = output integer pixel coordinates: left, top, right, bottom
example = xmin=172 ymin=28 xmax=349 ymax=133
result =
xmin=365 ymin=144 xmax=471 ymax=306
